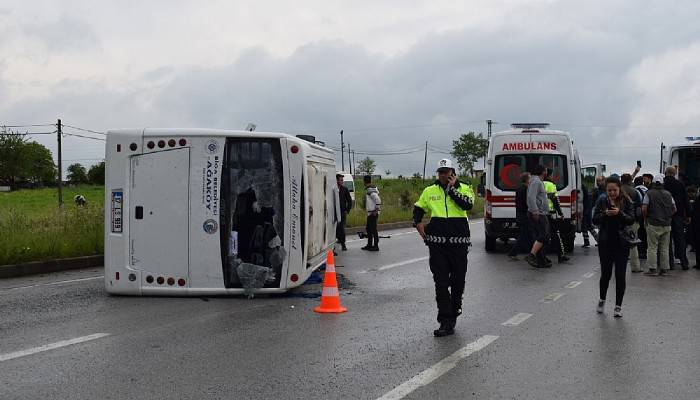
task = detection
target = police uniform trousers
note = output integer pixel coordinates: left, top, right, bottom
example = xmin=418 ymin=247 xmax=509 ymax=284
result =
xmin=428 ymin=245 xmax=469 ymax=323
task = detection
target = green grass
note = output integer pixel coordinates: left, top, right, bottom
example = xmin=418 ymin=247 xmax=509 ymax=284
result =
xmin=346 ymin=178 xmax=484 ymax=227
xmin=0 ymin=185 xmax=105 ymax=265
xmin=0 ymin=179 xmax=484 ymax=265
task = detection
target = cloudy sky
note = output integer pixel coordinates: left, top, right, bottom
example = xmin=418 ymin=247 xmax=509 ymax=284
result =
xmin=1 ymin=0 xmax=700 ymax=176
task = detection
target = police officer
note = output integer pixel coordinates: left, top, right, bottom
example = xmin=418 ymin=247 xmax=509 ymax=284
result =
xmin=413 ymin=159 xmax=475 ymax=337
xmin=544 ymin=173 xmax=569 ymax=263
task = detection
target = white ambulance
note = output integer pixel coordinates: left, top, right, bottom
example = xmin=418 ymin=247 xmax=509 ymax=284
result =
xmin=484 ymin=123 xmax=582 ymax=252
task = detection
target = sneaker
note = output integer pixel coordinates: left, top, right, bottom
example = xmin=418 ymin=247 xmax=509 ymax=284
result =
xmin=368 ymin=246 xmax=379 ymax=252
xmin=643 ymin=269 xmax=657 ymax=276
xmin=659 ymin=269 xmax=671 ymax=276
xmin=558 ymin=255 xmax=571 ymax=263
xmin=544 ymin=258 xmax=553 ymax=267
xmin=361 ymin=245 xmax=371 ymax=251
xmin=613 ymin=306 xmax=622 ymax=318
xmin=583 ymin=239 xmax=590 ymax=248
xmin=341 ymin=245 xmax=347 ymax=251
xmin=597 ymin=300 xmax=605 ymax=314
xmin=525 ymin=253 xmax=538 ymax=267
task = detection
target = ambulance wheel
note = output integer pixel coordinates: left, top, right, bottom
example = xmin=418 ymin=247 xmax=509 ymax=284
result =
xmin=485 ymin=235 xmax=497 ymax=252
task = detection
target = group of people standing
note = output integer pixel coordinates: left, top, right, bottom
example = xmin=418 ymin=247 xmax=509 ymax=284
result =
xmin=508 ymin=163 xmax=700 ymax=318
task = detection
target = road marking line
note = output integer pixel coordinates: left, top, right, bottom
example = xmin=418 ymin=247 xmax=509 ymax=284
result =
xmin=376 ymin=335 xmax=499 ymax=400
xmin=583 ymin=272 xmax=595 ymax=279
xmin=593 ymin=266 xmax=601 ymax=271
xmin=501 ymin=313 xmax=532 ymax=326
xmin=1 ymin=276 xmax=103 ymax=292
xmin=359 ymin=256 xmax=429 ymax=273
xmin=0 ymin=333 xmax=110 ymax=362
xmin=541 ymin=292 xmax=565 ymax=303
xmin=564 ymin=281 xmax=582 ymax=288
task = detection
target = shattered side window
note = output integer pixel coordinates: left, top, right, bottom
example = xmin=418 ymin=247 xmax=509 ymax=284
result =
xmin=220 ymin=139 xmax=285 ymax=290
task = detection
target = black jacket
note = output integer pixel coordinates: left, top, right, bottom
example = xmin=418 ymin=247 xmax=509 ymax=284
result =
xmin=592 ymin=196 xmax=635 ymax=245
xmin=664 ymin=176 xmax=689 ymax=217
xmin=338 ymin=184 xmax=352 ymax=214
xmin=515 ymin=184 xmax=528 ymax=218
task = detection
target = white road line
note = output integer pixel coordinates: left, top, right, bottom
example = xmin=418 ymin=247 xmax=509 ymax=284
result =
xmin=541 ymin=292 xmax=565 ymax=303
xmin=582 ymin=272 xmax=596 ymax=279
xmin=376 ymin=335 xmax=499 ymax=400
xmin=1 ymin=276 xmax=103 ymax=292
xmin=359 ymin=256 xmax=430 ymax=273
xmin=0 ymin=333 xmax=110 ymax=362
xmin=593 ymin=266 xmax=601 ymax=271
xmin=564 ymin=281 xmax=582 ymax=289
xmin=501 ymin=313 xmax=532 ymax=326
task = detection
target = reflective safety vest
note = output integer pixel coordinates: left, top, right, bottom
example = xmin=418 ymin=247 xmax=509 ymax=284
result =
xmin=414 ymin=182 xmax=475 ymax=218
xmin=544 ymin=180 xmax=558 ymax=213
xmin=414 ymin=181 xmax=475 ymax=246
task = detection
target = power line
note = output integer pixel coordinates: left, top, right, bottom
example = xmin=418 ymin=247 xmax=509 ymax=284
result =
xmin=1 ymin=131 xmax=56 ymax=135
xmin=62 ymin=124 xmax=106 ymax=136
xmin=292 ymin=120 xmax=486 ymax=134
xmin=1 ymin=123 xmax=54 ymax=128
xmin=63 ymin=132 xmax=105 ymax=141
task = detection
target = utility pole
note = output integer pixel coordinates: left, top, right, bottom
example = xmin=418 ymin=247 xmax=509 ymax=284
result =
xmin=347 ymin=143 xmax=352 ymax=175
xmin=351 ymin=150 xmax=356 ymax=176
xmin=484 ymin=119 xmax=493 ymax=168
xmin=660 ymin=142 xmax=665 ymax=173
xmin=57 ymin=118 xmax=63 ymax=208
xmin=422 ymin=141 xmax=428 ymax=181
xmin=340 ymin=130 xmax=345 ymax=171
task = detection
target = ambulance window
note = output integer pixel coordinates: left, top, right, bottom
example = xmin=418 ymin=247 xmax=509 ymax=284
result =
xmin=538 ymin=155 xmax=568 ymax=191
xmin=494 ymin=155 xmax=526 ymax=191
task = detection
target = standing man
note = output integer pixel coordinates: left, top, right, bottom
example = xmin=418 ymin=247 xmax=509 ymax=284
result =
xmin=621 ymin=173 xmax=643 ymax=272
xmin=362 ymin=175 xmax=382 ymax=252
xmin=664 ymin=166 xmax=690 ymax=269
xmin=413 ymin=159 xmax=474 ymax=337
xmin=525 ymin=165 xmax=551 ymax=268
xmin=581 ymin=176 xmax=597 ymax=248
xmin=507 ymin=172 xmax=532 ymax=260
xmin=643 ymin=174 xmax=676 ymax=276
xmin=544 ymin=173 xmax=569 ymax=263
xmin=634 ymin=176 xmax=649 ymax=259
xmin=335 ymin=174 xmax=353 ymax=251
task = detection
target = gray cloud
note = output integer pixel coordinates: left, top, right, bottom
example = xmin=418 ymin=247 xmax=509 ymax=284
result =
xmin=3 ymin=0 xmax=700 ymax=176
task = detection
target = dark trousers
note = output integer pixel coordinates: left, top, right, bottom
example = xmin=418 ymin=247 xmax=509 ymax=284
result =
xmin=428 ymin=245 xmax=469 ymax=323
xmin=336 ymin=214 xmax=347 ymax=245
xmin=366 ymin=214 xmax=379 ymax=247
xmin=548 ymin=217 xmax=565 ymax=257
xmin=637 ymin=222 xmax=648 ymax=259
xmin=508 ymin=215 xmax=532 ymax=256
xmin=669 ymin=215 xmax=689 ymax=267
xmin=598 ymin=244 xmax=630 ymax=306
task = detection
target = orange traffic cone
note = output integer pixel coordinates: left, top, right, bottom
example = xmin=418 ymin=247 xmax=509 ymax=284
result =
xmin=314 ymin=250 xmax=348 ymax=313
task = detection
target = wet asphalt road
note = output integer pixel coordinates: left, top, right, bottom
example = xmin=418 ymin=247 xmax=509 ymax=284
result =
xmin=1 ymin=221 xmax=699 ymax=400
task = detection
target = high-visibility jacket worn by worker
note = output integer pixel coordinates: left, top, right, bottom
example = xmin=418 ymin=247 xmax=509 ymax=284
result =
xmin=413 ymin=181 xmax=475 ymax=245
xmin=544 ymin=180 xmax=563 ymax=217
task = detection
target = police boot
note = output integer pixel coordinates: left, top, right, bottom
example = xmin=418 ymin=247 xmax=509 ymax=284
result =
xmin=433 ymin=321 xmax=455 ymax=337
xmin=583 ymin=238 xmax=590 ymax=248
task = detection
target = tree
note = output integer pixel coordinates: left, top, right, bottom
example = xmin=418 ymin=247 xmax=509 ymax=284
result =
xmin=356 ymin=157 xmax=376 ymax=175
xmin=0 ymin=128 xmax=29 ymax=187
xmin=451 ymin=131 xmax=489 ymax=177
xmin=67 ymin=163 xmax=88 ymax=184
xmin=384 ymin=169 xmax=391 ymax=177
xmin=88 ymin=161 xmax=106 ymax=184
xmin=24 ymin=141 xmax=56 ymax=185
